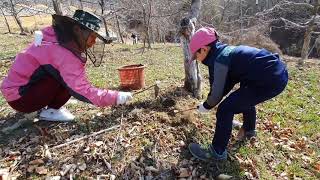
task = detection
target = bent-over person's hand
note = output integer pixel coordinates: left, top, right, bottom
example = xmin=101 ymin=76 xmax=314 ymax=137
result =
xmin=197 ymin=103 xmax=210 ymax=113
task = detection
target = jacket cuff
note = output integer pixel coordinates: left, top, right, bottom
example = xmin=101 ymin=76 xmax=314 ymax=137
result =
xmin=203 ymin=101 xmax=214 ymax=109
xmin=113 ymin=91 xmax=119 ymax=105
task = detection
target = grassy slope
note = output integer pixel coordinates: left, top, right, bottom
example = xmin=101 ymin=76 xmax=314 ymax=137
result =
xmin=0 ymin=31 xmax=319 ymax=179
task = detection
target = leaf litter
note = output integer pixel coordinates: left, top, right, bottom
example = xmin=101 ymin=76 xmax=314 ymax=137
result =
xmin=0 ymin=66 xmax=319 ymax=179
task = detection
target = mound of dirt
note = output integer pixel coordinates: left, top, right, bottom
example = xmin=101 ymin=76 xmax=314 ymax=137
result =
xmin=229 ymin=29 xmax=282 ymax=55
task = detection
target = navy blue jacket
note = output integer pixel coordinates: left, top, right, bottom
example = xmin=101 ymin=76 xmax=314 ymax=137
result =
xmin=202 ymin=42 xmax=287 ymax=109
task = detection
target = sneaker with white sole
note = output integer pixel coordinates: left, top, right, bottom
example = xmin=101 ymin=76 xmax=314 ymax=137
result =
xmin=236 ymin=127 xmax=256 ymax=141
xmin=39 ymin=107 xmax=75 ymax=122
xmin=232 ymin=119 xmax=242 ymax=130
xmin=189 ymin=143 xmax=227 ymax=161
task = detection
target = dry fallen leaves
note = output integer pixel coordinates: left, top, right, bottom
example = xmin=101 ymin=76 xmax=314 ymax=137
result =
xmin=0 ymin=168 xmax=9 ymax=180
xmin=60 ymin=164 xmax=76 ymax=176
xmin=216 ymin=174 xmax=233 ymax=180
xmin=178 ymin=168 xmax=190 ymax=178
xmin=109 ymin=174 xmax=116 ymax=180
xmin=0 ymin=83 xmax=318 ymax=179
xmin=235 ymin=154 xmax=259 ymax=179
xmin=35 ymin=166 xmax=48 ymax=175
xmin=94 ymin=141 xmax=104 ymax=147
xmin=43 ymin=144 xmax=52 ymax=159
xmin=314 ymin=161 xmax=320 ymax=172
xmin=29 ymin=159 xmax=44 ymax=165
xmin=78 ymin=163 xmax=87 ymax=171
xmin=45 ymin=176 xmax=61 ymax=180
xmin=145 ymin=166 xmax=159 ymax=173
xmin=27 ymin=165 xmax=36 ymax=173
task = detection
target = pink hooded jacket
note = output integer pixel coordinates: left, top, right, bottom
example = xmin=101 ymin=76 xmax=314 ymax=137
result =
xmin=0 ymin=26 xmax=118 ymax=107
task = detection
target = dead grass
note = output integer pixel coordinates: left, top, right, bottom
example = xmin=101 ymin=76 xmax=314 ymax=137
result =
xmin=228 ymin=28 xmax=283 ymax=55
xmin=0 ymin=15 xmax=52 ymax=33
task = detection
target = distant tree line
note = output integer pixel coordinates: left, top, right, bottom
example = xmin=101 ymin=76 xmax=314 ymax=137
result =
xmin=1 ymin=0 xmax=319 ymax=65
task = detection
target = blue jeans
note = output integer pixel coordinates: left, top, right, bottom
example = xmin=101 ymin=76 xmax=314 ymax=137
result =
xmin=212 ymin=69 xmax=288 ymax=154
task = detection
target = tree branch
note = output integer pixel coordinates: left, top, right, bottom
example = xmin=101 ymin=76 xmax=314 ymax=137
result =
xmin=189 ymin=0 xmax=201 ymax=19
xmin=51 ymin=125 xmax=120 ymax=150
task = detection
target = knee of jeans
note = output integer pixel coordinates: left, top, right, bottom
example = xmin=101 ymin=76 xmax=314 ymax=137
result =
xmin=243 ymin=106 xmax=255 ymax=113
xmin=217 ymin=102 xmax=232 ymax=115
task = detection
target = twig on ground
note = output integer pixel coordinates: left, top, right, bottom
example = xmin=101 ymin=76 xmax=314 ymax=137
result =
xmin=133 ymin=84 xmax=156 ymax=95
xmin=153 ymin=129 xmax=162 ymax=165
xmin=110 ymin=114 xmax=124 ymax=161
xmin=8 ymin=156 xmax=24 ymax=177
xmin=133 ymin=81 xmax=161 ymax=98
xmin=1 ymin=118 xmax=32 ymax=134
xmin=51 ymin=125 xmax=120 ymax=149
xmin=98 ymin=154 xmax=113 ymax=173
xmin=152 ymin=169 xmax=173 ymax=180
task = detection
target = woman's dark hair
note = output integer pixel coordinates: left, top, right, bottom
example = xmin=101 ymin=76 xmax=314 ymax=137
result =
xmin=208 ymin=40 xmax=219 ymax=49
xmin=52 ymin=18 xmax=91 ymax=48
xmin=52 ymin=18 xmax=104 ymax=66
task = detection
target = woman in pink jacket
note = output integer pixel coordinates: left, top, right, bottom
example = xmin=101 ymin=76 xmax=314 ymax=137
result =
xmin=0 ymin=10 xmax=132 ymax=122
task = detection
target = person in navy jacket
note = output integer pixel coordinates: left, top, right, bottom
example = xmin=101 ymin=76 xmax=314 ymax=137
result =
xmin=188 ymin=27 xmax=288 ymax=161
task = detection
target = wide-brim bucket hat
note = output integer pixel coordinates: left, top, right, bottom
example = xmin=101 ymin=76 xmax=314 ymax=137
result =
xmin=52 ymin=9 xmax=114 ymax=44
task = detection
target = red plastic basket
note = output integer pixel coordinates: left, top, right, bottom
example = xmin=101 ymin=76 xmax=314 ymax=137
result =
xmin=118 ymin=64 xmax=145 ymax=90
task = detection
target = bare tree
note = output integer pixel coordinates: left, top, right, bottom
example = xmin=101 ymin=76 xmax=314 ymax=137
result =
xmin=52 ymin=0 xmax=63 ymax=15
xmin=217 ymin=0 xmax=232 ymax=28
xmin=109 ymin=2 xmax=124 ymax=43
xmin=0 ymin=4 xmax=12 ymax=33
xmin=179 ymin=0 xmax=202 ymax=99
xmin=299 ymin=0 xmax=319 ymax=67
xmin=139 ymin=0 xmax=153 ymax=50
xmin=98 ymin=0 xmax=110 ymax=40
xmin=78 ymin=0 xmax=83 ymax=10
xmin=6 ymin=0 xmax=26 ymax=35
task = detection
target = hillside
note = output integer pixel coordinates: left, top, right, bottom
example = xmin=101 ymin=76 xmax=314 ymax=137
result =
xmin=0 ymin=31 xmax=319 ymax=179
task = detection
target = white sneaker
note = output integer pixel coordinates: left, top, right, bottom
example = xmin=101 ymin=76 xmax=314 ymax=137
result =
xmin=232 ymin=119 xmax=243 ymax=130
xmin=39 ymin=107 xmax=75 ymax=122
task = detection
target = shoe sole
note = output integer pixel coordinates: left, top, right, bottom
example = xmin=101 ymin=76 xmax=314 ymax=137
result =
xmin=188 ymin=146 xmax=227 ymax=161
xmin=39 ymin=117 xmax=74 ymax=122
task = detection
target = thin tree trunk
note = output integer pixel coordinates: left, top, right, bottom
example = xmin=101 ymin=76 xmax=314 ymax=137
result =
xmin=0 ymin=6 xmax=11 ymax=33
xmin=98 ymin=0 xmax=110 ymax=40
xmin=102 ymin=19 xmax=110 ymax=44
xmin=52 ymin=0 xmax=63 ymax=15
xmin=141 ymin=7 xmax=147 ymax=52
xmin=300 ymin=23 xmax=313 ymax=66
xmin=109 ymin=2 xmax=123 ymax=43
xmin=150 ymin=26 xmax=154 ymax=44
xmin=146 ymin=0 xmax=152 ymax=47
xmin=162 ymin=32 xmax=166 ymax=44
xmin=181 ymin=34 xmax=201 ymax=99
xmin=15 ymin=16 xmax=25 ymax=35
xmin=114 ymin=11 xmax=124 ymax=43
xmin=79 ymin=0 xmax=83 ymax=10
xmin=299 ymin=1 xmax=319 ymax=67
xmin=9 ymin=0 xmax=25 ymax=35
xmin=102 ymin=17 xmax=109 ymax=37
xmin=156 ymin=25 xmax=159 ymax=42
xmin=179 ymin=0 xmax=202 ymax=99
xmin=143 ymin=8 xmax=150 ymax=48
xmin=239 ymin=0 xmax=243 ymax=35
xmin=218 ymin=0 xmax=231 ymax=28
xmin=141 ymin=1 xmax=152 ymax=49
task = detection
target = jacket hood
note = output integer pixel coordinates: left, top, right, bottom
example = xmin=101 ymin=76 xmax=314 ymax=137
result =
xmin=202 ymin=41 xmax=228 ymax=66
xmin=41 ymin=26 xmax=58 ymax=43
xmin=39 ymin=26 xmax=85 ymax=62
